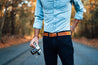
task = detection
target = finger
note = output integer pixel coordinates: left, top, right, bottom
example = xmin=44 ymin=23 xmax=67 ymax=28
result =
xmin=30 ymin=40 xmax=34 ymax=47
xmin=30 ymin=39 xmax=34 ymax=43
xmin=33 ymin=39 xmax=39 ymax=44
xmin=30 ymin=43 xmax=35 ymax=48
xmin=30 ymin=39 xmax=35 ymax=44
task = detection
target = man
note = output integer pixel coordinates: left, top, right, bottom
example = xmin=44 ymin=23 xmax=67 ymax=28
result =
xmin=30 ymin=0 xmax=85 ymax=65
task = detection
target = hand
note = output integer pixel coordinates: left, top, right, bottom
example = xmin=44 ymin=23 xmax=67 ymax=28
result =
xmin=30 ymin=36 xmax=39 ymax=48
xmin=71 ymin=19 xmax=79 ymax=33
xmin=71 ymin=26 xmax=75 ymax=33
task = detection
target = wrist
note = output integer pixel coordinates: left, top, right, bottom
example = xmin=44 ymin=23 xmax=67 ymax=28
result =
xmin=71 ymin=26 xmax=75 ymax=30
xmin=75 ymin=19 xmax=80 ymax=21
xmin=34 ymin=35 xmax=39 ymax=38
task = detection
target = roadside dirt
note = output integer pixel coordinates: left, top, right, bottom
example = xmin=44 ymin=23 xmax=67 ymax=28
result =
xmin=72 ymin=37 xmax=98 ymax=48
xmin=0 ymin=35 xmax=42 ymax=48
xmin=0 ymin=35 xmax=98 ymax=49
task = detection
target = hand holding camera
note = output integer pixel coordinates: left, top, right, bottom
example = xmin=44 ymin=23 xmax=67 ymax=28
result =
xmin=30 ymin=36 xmax=39 ymax=48
xmin=30 ymin=42 xmax=41 ymax=55
xmin=30 ymin=36 xmax=41 ymax=55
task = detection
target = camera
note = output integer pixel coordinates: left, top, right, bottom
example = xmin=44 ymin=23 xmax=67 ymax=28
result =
xmin=30 ymin=42 xmax=41 ymax=55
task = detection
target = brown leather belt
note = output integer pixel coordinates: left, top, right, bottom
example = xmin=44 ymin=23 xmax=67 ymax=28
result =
xmin=43 ymin=31 xmax=71 ymax=37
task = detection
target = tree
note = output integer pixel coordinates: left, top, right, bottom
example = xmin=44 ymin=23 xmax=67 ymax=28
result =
xmin=0 ymin=0 xmax=11 ymax=43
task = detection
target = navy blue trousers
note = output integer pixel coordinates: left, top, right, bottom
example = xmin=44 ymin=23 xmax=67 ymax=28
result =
xmin=43 ymin=35 xmax=74 ymax=65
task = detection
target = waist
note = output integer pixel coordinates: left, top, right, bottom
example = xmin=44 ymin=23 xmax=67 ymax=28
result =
xmin=43 ymin=31 xmax=71 ymax=37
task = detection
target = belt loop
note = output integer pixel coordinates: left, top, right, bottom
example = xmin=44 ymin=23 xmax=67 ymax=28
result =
xmin=48 ymin=32 xmax=49 ymax=37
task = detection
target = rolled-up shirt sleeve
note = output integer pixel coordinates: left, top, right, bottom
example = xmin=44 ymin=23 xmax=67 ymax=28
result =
xmin=33 ymin=0 xmax=44 ymax=29
xmin=72 ymin=0 xmax=85 ymax=20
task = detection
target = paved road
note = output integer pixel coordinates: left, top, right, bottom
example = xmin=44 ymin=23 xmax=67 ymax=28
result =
xmin=0 ymin=39 xmax=98 ymax=65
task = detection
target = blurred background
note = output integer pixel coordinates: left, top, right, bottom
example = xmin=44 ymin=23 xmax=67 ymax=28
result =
xmin=0 ymin=0 xmax=97 ymax=48
xmin=0 ymin=0 xmax=98 ymax=65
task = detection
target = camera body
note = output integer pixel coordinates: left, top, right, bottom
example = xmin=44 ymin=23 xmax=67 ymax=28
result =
xmin=30 ymin=42 xmax=41 ymax=55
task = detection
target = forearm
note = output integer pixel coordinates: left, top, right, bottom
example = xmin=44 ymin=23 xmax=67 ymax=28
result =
xmin=71 ymin=19 xmax=80 ymax=32
xmin=34 ymin=28 xmax=40 ymax=38
xmin=72 ymin=19 xmax=80 ymax=28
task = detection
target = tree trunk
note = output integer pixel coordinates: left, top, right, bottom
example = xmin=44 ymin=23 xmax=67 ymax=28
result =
xmin=0 ymin=0 xmax=10 ymax=43
xmin=10 ymin=8 xmax=16 ymax=35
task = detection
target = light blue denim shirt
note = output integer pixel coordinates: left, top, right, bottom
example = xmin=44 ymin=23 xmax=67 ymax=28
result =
xmin=33 ymin=0 xmax=85 ymax=33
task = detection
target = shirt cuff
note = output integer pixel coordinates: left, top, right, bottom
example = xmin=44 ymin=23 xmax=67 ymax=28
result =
xmin=33 ymin=17 xmax=43 ymax=29
xmin=74 ymin=11 xmax=83 ymax=20
xmin=75 ymin=8 xmax=86 ymax=20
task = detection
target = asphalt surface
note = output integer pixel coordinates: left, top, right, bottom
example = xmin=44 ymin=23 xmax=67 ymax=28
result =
xmin=0 ymin=39 xmax=98 ymax=65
